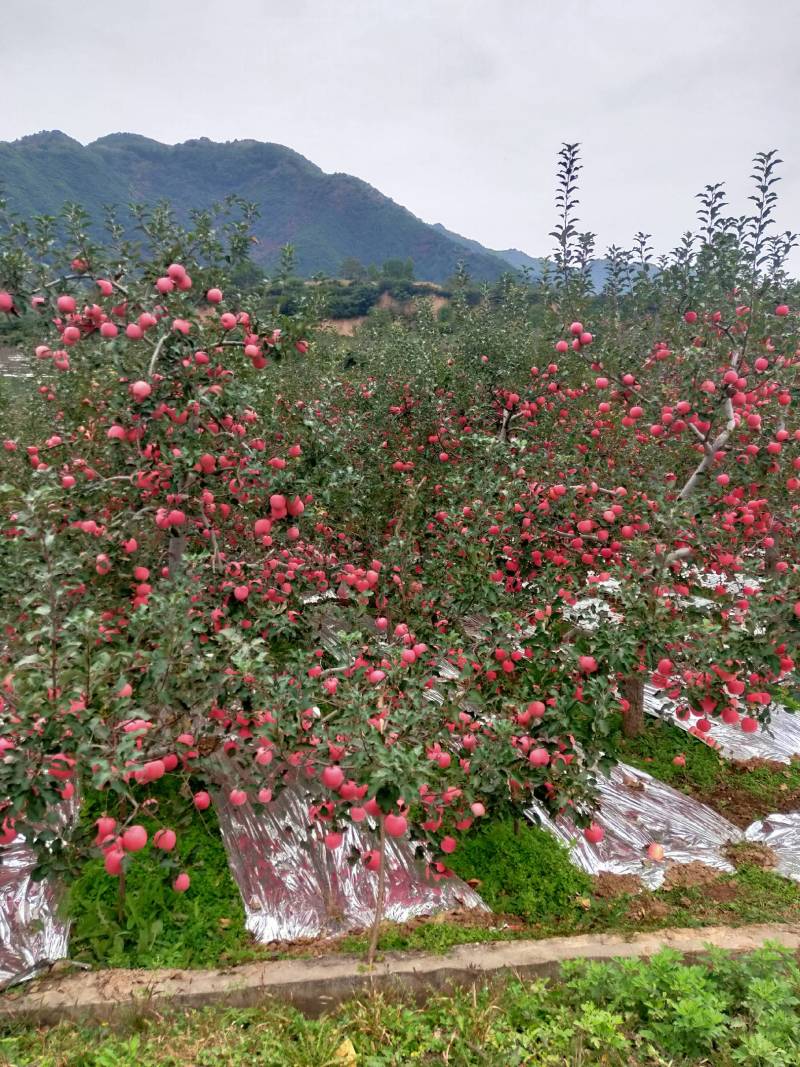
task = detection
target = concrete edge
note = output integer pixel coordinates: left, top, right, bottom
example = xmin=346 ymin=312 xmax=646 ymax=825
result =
xmin=1 ymin=923 xmax=798 ymax=1025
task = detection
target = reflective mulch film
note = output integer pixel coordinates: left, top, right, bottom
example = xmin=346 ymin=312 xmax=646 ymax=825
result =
xmin=529 ymin=762 xmax=743 ymax=889
xmin=217 ymin=784 xmax=487 ymax=943
xmin=745 ymin=812 xmax=800 ymax=883
xmin=645 ymin=685 xmax=800 ymax=764
xmin=0 ymin=833 xmax=70 ymax=988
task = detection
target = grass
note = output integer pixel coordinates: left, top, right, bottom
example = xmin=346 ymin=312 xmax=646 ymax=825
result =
xmin=66 ymin=786 xmax=260 ymax=970
xmin=446 ymin=818 xmax=592 ymax=921
xmin=3 ymin=945 xmax=800 ymax=1064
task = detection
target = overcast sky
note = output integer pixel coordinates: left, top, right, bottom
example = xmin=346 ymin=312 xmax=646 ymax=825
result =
xmin=1 ymin=0 xmax=799 ymax=261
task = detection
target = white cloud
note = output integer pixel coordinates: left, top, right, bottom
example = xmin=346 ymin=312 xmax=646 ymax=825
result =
xmin=1 ymin=0 xmax=798 ymax=262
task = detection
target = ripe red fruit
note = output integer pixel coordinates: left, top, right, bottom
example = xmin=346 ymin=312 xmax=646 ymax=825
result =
xmin=206 ymin=288 xmax=223 ymax=304
xmin=528 ymin=747 xmax=550 ymax=766
xmin=384 ymin=813 xmax=408 ymax=837
xmin=324 ymin=831 xmax=343 ymax=850
xmin=672 ymin=754 xmax=686 ymax=767
xmin=229 ymin=789 xmax=247 ymax=806
xmin=173 ymin=872 xmax=190 ymax=893
xmin=555 ymin=340 xmax=569 ymax=353
xmin=583 ymin=823 xmax=604 ymax=844
xmin=95 ymin=816 xmax=116 ymax=843
xmin=143 ymin=759 xmax=165 ymax=782
xmin=131 ymin=380 xmax=152 ymax=402
xmin=321 ymin=765 xmax=345 ymax=790
xmin=570 ymin=321 xmax=583 ymax=335
xmin=56 ymin=294 xmax=76 ymax=313
xmin=775 ymin=304 xmax=790 ymax=316
xmin=578 ymin=655 xmax=598 ymax=673
xmin=154 ymin=828 xmax=177 ymax=851
xmin=0 ymin=291 xmax=13 ymax=312
xmin=121 ymin=825 xmax=148 ymax=852
xmin=440 ymin=836 xmax=457 ymax=854
xmin=647 ymin=842 xmax=665 ymax=861
xmin=193 ymin=792 xmax=211 ymax=810
xmin=741 ymin=716 xmax=758 ymax=733
xmin=683 ymin=310 xmax=697 ymax=324
xmin=233 ymin=585 xmax=249 ymax=602
xmin=104 ymin=849 xmax=125 ymax=876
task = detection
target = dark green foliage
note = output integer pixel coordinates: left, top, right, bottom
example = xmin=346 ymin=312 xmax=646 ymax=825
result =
xmin=325 ymin=282 xmax=379 ymax=318
xmin=4 ymin=947 xmax=800 ymax=1064
xmin=0 ymin=132 xmax=515 ymax=282
xmin=447 ymin=819 xmax=591 ymax=921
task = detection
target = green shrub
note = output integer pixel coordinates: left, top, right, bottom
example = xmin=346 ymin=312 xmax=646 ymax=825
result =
xmin=6 ymin=947 xmax=800 ymax=1065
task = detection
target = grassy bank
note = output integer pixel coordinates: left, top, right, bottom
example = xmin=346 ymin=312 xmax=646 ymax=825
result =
xmin=3 ymin=946 xmax=800 ymax=1065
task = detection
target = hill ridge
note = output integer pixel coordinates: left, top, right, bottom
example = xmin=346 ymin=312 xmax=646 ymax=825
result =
xmin=0 ymin=131 xmax=536 ymax=283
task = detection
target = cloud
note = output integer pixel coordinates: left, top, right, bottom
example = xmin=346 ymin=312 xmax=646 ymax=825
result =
xmin=1 ymin=0 xmax=798 ymax=262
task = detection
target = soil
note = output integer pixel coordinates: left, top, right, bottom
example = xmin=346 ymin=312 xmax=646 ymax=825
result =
xmin=592 ymin=873 xmax=643 ymax=899
xmin=5 ymin=923 xmax=800 ymax=1027
xmin=663 ymin=862 xmax=726 ymax=891
xmin=679 ymin=757 xmax=800 ymax=828
xmin=704 ymin=882 xmax=740 ymax=903
xmin=625 ymin=895 xmax=672 ymax=922
xmin=318 ymin=317 xmax=368 ymax=337
xmin=723 ymin=841 xmax=778 ymax=870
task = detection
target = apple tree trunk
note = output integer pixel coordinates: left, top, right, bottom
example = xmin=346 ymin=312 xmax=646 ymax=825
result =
xmin=621 ymin=673 xmax=645 ymax=738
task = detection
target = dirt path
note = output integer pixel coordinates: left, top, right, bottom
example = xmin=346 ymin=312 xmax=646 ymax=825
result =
xmin=2 ymin=922 xmax=798 ymax=1024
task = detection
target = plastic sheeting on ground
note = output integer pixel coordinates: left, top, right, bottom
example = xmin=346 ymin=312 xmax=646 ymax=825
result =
xmin=216 ymin=784 xmax=487 ymax=943
xmin=645 ymin=684 xmax=800 ymax=764
xmin=745 ymin=813 xmax=800 ymax=883
xmin=0 ymin=833 xmax=70 ymax=988
xmin=528 ymin=762 xmax=743 ymax=889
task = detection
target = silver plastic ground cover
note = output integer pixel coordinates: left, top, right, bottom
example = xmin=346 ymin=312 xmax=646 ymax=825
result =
xmin=0 ymin=833 xmax=70 ymax=988
xmin=216 ymin=784 xmax=487 ymax=943
xmin=528 ymin=762 xmax=743 ymax=889
xmin=645 ymin=685 xmax=800 ymax=764
xmin=745 ymin=813 xmax=800 ymax=883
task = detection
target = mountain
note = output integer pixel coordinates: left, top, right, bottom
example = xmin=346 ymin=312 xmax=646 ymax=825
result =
xmin=433 ymin=222 xmax=608 ymax=288
xmin=0 ymin=131 xmax=532 ymax=283
xmin=432 ymin=222 xmax=547 ymax=276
